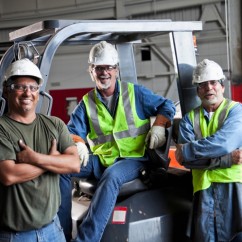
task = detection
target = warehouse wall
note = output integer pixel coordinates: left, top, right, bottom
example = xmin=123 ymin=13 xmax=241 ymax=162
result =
xmin=0 ymin=0 xmax=238 ymax=104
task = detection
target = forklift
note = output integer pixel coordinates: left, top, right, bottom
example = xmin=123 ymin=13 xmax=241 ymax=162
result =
xmin=0 ymin=19 xmax=202 ymax=242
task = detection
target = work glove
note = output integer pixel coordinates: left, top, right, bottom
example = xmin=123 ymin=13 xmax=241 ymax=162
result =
xmin=145 ymin=114 xmax=171 ymax=149
xmin=71 ymin=134 xmax=89 ymax=167
xmin=145 ymin=126 xmax=166 ymax=149
xmin=76 ymin=142 xmax=89 ymax=167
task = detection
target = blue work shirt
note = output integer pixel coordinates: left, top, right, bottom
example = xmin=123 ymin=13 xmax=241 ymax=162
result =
xmin=178 ymin=101 xmax=242 ymax=162
xmin=67 ymin=80 xmax=175 ymax=140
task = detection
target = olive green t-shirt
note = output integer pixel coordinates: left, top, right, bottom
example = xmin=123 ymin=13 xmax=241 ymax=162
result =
xmin=0 ymin=114 xmax=74 ymax=231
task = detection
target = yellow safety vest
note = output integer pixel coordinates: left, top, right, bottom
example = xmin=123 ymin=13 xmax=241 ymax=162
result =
xmin=83 ymin=81 xmax=150 ymax=167
xmin=189 ymin=98 xmax=242 ymax=193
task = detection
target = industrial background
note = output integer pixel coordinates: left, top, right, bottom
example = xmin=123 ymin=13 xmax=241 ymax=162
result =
xmin=0 ymin=0 xmax=241 ymax=122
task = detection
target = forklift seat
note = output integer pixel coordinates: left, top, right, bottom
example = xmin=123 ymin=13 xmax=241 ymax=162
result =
xmin=78 ymin=177 xmax=148 ymax=198
xmin=76 ymin=125 xmax=173 ymax=198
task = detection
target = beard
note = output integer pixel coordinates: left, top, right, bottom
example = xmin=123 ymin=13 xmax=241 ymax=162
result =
xmin=96 ymin=75 xmax=112 ymax=90
xmin=202 ymin=93 xmax=224 ymax=106
xmin=203 ymin=97 xmax=218 ymax=105
xmin=97 ymin=79 xmax=111 ymax=90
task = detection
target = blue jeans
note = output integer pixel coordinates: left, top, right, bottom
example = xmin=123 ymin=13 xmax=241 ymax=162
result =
xmin=59 ymin=155 xmax=147 ymax=242
xmin=58 ymin=174 xmax=73 ymax=242
xmin=190 ymin=183 xmax=242 ymax=242
xmin=0 ymin=215 xmax=65 ymax=242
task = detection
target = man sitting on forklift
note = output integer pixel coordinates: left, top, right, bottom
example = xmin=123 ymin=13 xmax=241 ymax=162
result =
xmin=58 ymin=41 xmax=176 ymax=242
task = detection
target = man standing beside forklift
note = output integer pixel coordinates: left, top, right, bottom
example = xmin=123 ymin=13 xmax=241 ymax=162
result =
xmin=0 ymin=59 xmax=80 ymax=242
xmin=58 ymin=41 xmax=176 ymax=242
xmin=176 ymin=59 xmax=242 ymax=242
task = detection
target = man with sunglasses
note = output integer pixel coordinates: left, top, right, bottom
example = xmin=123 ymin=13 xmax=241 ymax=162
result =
xmin=175 ymin=59 xmax=242 ymax=241
xmin=0 ymin=58 xmax=80 ymax=242
xmin=58 ymin=41 xmax=176 ymax=242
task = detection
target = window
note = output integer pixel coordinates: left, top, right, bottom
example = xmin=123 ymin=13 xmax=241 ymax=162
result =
xmin=141 ymin=45 xmax=151 ymax=61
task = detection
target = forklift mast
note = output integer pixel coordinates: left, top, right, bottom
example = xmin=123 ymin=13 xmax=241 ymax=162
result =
xmin=0 ymin=19 xmax=202 ymax=117
xmin=0 ymin=20 xmax=203 ymax=242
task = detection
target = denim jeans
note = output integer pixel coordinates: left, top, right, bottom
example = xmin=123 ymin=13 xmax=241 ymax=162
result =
xmin=191 ymin=183 xmax=242 ymax=242
xmin=58 ymin=174 xmax=73 ymax=242
xmin=0 ymin=215 xmax=65 ymax=242
xmin=59 ymin=154 xmax=147 ymax=242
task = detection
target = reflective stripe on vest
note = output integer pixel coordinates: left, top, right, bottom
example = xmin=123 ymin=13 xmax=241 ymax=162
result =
xmin=192 ymin=99 xmax=232 ymax=139
xmin=189 ymin=99 xmax=242 ymax=193
xmin=87 ymin=82 xmax=150 ymax=145
xmin=83 ymin=81 xmax=150 ymax=166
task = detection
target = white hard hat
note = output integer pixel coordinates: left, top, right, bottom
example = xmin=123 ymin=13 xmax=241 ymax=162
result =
xmin=192 ymin=59 xmax=225 ymax=85
xmin=4 ymin=58 xmax=43 ymax=85
xmin=88 ymin=41 xmax=119 ymax=65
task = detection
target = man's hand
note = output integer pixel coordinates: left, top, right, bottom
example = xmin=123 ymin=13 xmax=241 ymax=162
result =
xmin=231 ymin=149 xmax=242 ymax=165
xmin=175 ymin=144 xmax=184 ymax=165
xmin=17 ymin=140 xmax=37 ymax=164
xmin=76 ymin=142 xmax=89 ymax=167
xmin=70 ymin=134 xmax=89 ymax=167
xmin=49 ymin=139 xmax=60 ymax=155
xmin=17 ymin=139 xmax=60 ymax=165
xmin=145 ymin=126 xmax=166 ymax=149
